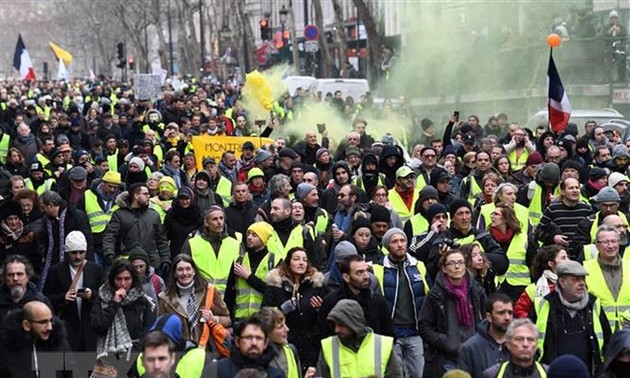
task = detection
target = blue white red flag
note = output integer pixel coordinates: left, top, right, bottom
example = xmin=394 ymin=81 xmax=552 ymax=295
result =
xmin=547 ymin=52 xmax=571 ymax=134
xmin=13 ymin=34 xmax=36 ymax=81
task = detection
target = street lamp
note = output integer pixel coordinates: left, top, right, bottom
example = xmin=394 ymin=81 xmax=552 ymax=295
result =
xmin=279 ymin=5 xmax=289 ymax=47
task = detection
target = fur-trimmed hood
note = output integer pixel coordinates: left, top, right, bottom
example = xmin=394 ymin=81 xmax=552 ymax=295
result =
xmin=265 ymin=267 xmax=324 ymax=288
xmin=0 ymin=309 xmax=68 ymax=351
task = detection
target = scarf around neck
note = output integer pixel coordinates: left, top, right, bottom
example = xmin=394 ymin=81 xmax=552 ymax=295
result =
xmin=445 ymin=275 xmax=474 ymax=328
xmin=1 ymin=219 xmax=24 ymax=241
xmin=490 ymin=226 xmax=514 ymax=244
xmin=535 ymin=270 xmax=558 ymax=298
xmin=39 ymin=208 xmax=67 ymax=291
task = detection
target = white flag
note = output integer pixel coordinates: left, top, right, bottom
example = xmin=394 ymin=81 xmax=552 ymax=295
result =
xmin=57 ymin=58 xmax=68 ymax=80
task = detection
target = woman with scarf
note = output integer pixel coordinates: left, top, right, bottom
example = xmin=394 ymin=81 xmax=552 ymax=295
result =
xmin=514 ymin=245 xmax=568 ymax=318
xmin=91 ymin=259 xmax=156 ymax=360
xmin=461 ymin=243 xmax=496 ymax=296
xmin=418 ymin=248 xmax=486 ymax=377
xmin=0 ymin=200 xmax=41 ymax=277
xmin=160 ymin=150 xmax=188 ymax=189
xmin=263 ymin=247 xmax=325 ymax=373
xmin=164 ymin=187 xmax=202 ymax=259
xmin=158 ymin=254 xmax=231 ymax=343
xmin=4 ymin=148 xmax=30 ymax=178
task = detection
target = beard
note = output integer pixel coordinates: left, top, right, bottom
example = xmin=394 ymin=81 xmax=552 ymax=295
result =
xmin=10 ymin=285 xmax=26 ymax=300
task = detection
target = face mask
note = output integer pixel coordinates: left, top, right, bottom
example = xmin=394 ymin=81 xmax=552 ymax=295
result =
xmin=612 ymin=360 xmax=630 ymax=376
xmin=149 ymin=114 xmax=159 ymax=123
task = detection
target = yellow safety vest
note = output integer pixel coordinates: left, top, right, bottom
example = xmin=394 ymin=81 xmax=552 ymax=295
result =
xmin=267 ymin=226 xmax=305 ymax=260
xmin=25 ymin=178 xmax=54 ymax=195
xmin=372 ymin=261 xmax=430 ymax=295
xmin=84 ymin=190 xmax=119 ymax=233
xmin=408 ymin=213 xmax=429 ymax=236
xmin=189 ymin=235 xmax=240 ymax=295
xmin=35 ymin=153 xmax=51 ymax=174
xmin=216 ymin=176 xmax=233 ymax=205
xmin=0 ymin=134 xmax=10 ymax=165
xmin=584 ymin=258 xmax=630 ymax=331
xmin=388 ymin=189 xmax=419 ymax=224
xmin=313 ymin=208 xmax=329 ymax=237
xmin=497 ymin=361 xmax=546 ymax=378
xmin=282 ymin=344 xmax=300 ymax=378
xmin=234 ymin=252 xmax=276 ymax=319
xmin=142 ymin=122 xmax=165 ymax=139
xmin=464 ymin=175 xmax=482 ymax=204
xmin=479 ymin=203 xmax=530 ymax=233
xmin=354 ymin=175 xmax=385 ymax=192
xmin=321 ymin=333 xmax=393 ymax=378
xmin=150 ymin=197 xmax=172 ymax=224
xmin=534 ymin=296 xmax=604 ymax=361
xmin=453 ymin=234 xmax=484 ymax=252
xmin=583 ymin=244 xmax=630 ymax=261
xmin=529 ymin=184 xmax=545 ymax=227
xmin=503 ymin=231 xmax=531 ymax=287
xmin=107 ymin=153 xmax=119 ymax=173
xmin=507 ymin=148 xmax=529 ymax=172
xmin=590 ymin=212 xmax=630 ymax=242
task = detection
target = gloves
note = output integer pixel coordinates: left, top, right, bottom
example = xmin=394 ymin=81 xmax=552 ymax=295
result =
xmin=104 ymin=255 xmax=115 ymax=266
xmin=160 ymin=261 xmax=171 ymax=276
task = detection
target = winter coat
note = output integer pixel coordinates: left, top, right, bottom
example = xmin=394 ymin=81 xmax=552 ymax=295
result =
xmin=418 ymin=271 xmax=487 ymax=378
xmin=12 ymin=135 xmax=41 ymax=165
xmin=0 ymin=310 xmax=71 ymax=378
xmin=458 ymin=319 xmax=510 ymax=378
xmin=0 ymin=229 xmax=41 ymax=276
xmin=0 ymin=282 xmax=52 ymax=321
xmin=263 ymin=268 xmax=326 ymax=369
xmin=600 ymin=329 xmax=630 ymax=378
xmin=102 ymin=192 xmax=170 ymax=267
xmin=42 ymin=260 xmax=104 ymax=351
xmin=204 ymin=342 xmax=285 ymax=378
xmin=164 ymin=202 xmax=202 ymax=258
xmin=224 ymin=201 xmax=258 ymax=238
xmin=41 ymin=204 xmax=94 ymax=263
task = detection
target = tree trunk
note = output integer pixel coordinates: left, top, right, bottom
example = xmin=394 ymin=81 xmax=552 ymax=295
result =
xmin=151 ymin=0 xmax=170 ymax=71
xmin=312 ymin=0 xmax=332 ymax=78
xmin=230 ymin=0 xmax=247 ymax=76
xmin=238 ymin=0 xmax=258 ymax=72
xmin=331 ymin=0 xmax=348 ymax=76
xmin=352 ymin=0 xmax=381 ymax=82
xmin=289 ymin=0 xmax=300 ymax=73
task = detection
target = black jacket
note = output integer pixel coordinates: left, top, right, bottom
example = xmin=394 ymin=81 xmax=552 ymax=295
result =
xmin=91 ymin=286 xmax=156 ymax=342
xmin=42 ymin=260 xmax=104 ymax=351
xmin=42 ymin=204 xmax=94 ymax=263
xmin=600 ymin=329 xmax=630 ymax=378
xmin=458 ymin=319 xmax=510 ymax=378
xmin=204 ymin=342 xmax=285 ymax=378
xmin=418 ymin=272 xmax=487 ymax=378
xmin=224 ymin=200 xmax=258 ymax=237
xmin=0 ymin=282 xmax=52 ymax=321
xmin=164 ymin=202 xmax=203 ymax=258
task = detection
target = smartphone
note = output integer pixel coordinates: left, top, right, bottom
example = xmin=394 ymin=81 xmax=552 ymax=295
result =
xmin=254 ymin=120 xmax=266 ymax=127
xmin=453 ymin=111 xmax=460 ymax=122
xmin=317 ymin=123 xmax=327 ymax=133
xmin=77 ymin=288 xmax=86 ymax=294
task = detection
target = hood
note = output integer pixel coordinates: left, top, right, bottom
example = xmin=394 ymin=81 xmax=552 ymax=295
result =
xmin=144 ymin=109 xmax=163 ymax=123
xmin=265 ymin=268 xmax=324 ymax=288
xmin=331 ymin=161 xmax=352 ymax=186
xmin=360 ymin=153 xmax=379 ymax=176
xmin=326 ymin=298 xmax=369 ymax=338
xmin=0 ymin=309 xmax=67 ymax=351
xmin=603 ymin=329 xmax=630 ymax=371
xmin=115 ymin=191 xmax=132 ymax=208
xmin=149 ymin=314 xmax=186 ymax=351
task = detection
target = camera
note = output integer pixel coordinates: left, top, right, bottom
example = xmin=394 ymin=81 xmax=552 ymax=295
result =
xmin=440 ymin=238 xmax=460 ymax=249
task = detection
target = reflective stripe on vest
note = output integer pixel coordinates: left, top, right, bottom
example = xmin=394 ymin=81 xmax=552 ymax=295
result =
xmin=283 ymin=344 xmax=300 ymax=378
xmin=267 ymin=226 xmax=305 ymax=260
xmin=497 ymin=361 xmax=546 ymax=378
xmin=216 ymin=176 xmax=232 ymax=205
xmin=189 ymin=235 xmax=240 ymax=295
xmin=504 ymin=231 xmax=531 ymax=286
xmin=529 ymin=184 xmax=544 ymax=227
xmin=535 ymin=296 xmax=604 ymax=361
xmin=234 ymin=252 xmax=276 ymax=319
xmin=107 ymin=153 xmax=118 ymax=173
xmin=321 ymin=333 xmax=393 ymax=378
xmin=0 ymin=134 xmax=10 ymax=165
xmin=590 ymin=212 xmax=630 ymax=242
xmin=507 ymin=148 xmax=529 ymax=173
xmin=84 ymin=190 xmax=118 ymax=233
xmin=585 ymin=258 xmax=630 ymax=331
xmin=388 ymin=189 xmax=419 ymax=224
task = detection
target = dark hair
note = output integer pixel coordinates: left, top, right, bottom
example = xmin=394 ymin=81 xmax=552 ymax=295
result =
xmin=531 ymin=245 xmax=564 ymax=280
xmin=39 ymin=190 xmax=63 ymax=206
xmin=339 ymin=255 xmax=365 ymax=275
xmin=165 ymin=254 xmax=207 ymax=297
xmin=235 ymin=316 xmax=267 ymax=339
xmin=141 ymin=330 xmax=175 ymax=353
xmin=492 ymin=155 xmax=512 ymax=177
xmin=438 ymin=249 xmax=465 ymax=269
xmin=461 ymin=243 xmax=490 ymax=278
xmin=279 ymin=247 xmax=316 ymax=283
xmin=107 ymin=259 xmax=141 ymax=291
xmin=164 ymin=149 xmax=180 ymax=164
xmin=128 ymin=182 xmax=148 ymax=196
xmin=14 ymin=189 xmax=38 ymax=203
xmin=3 ymin=254 xmax=34 ymax=279
xmin=495 ymin=204 xmax=522 ymax=234
xmin=485 ymin=292 xmax=513 ymax=314
xmin=253 ymin=307 xmax=285 ymax=336
xmin=343 ymin=184 xmax=360 ymax=199
xmin=371 ymin=185 xmax=388 ymax=199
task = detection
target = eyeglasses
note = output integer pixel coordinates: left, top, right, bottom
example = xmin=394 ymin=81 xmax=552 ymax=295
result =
xmin=374 ymin=193 xmax=387 ymax=198
xmin=445 ymin=260 xmax=465 ymax=267
xmin=423 ymin=154 xmax=436 ymax=159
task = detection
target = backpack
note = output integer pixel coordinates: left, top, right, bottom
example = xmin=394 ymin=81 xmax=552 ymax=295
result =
xmin=198 ymin=283 xmax=232 ymax=358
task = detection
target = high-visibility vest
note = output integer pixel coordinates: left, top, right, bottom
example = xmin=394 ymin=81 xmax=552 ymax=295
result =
xmin=189 ymin=235 xmax=240 ymax=295
xmin=354 ymin=175 xmax=385 ymax=192
xmin=84 ymin=190 xmax=118 ymax=233
xmin=150 ymin=198 xmax=172 ymax=224
xmin=529 ymin=184 xmax=545 ymax=227
xmin=35 ymin=153 xmax=51 ymax=174
xmin=496 ymin=361 xmax=546 ymax=378
xmin=234 ymin=252 xmax=276 ymax=319
xmin=0 ymin=133 xmax=10 ymax=165
xmin=408 ymin=213 xmax=429 ymax=236
xmin=321 ymin=332 xmax=393 ymax=378
xmin=142 ymin=122 xmax=165 ymax=139
xmin=583 ymin=244 xmax=630 ymax=261
xmin=534 ymin=296 xmax=604 ymax=361
xmin=25 ymin=178 xmax=54 ymax=195
xmin=590 ymin=212 xmax=630 ymax=242
xmin=463 ymin=175 xmax=482 ymax=204
xmin=453 ymin=234 xmax=484 ymax=252
xmin=372 ymin=260 xmax=430 ymax=295
xmin=388 ymin=189 xmax=419 ymax=223
xmin=282 ymin=344 xmax=300 ymax=378
xmin=107 ymin=152 xmax=119 ymax=173
xmin=313 ymin=208 xmax=329 ymax=237
xmin=584 ymin=258 xmax=630 ymax=331
xmin=479 ymin=203 xmax=530 ymax=233
xmin=216 ymin=176 xmax=233 ymax=205
xmin=415 ymin=173 xmax=428 ymax=191
xmin=507 ymin=148 xmax=529 ymax=173
xmin=267 ymin=226 xmax=305 ymax=260
xmin=503 ymin=231 xmax=531 ymax=287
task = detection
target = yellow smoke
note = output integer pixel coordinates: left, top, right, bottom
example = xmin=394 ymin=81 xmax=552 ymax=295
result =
xmin=241 ymin=65 xmax=290 ymax=121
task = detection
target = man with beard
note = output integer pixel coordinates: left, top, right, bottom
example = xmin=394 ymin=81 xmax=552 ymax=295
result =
xmin=103 ymin=183 xmax=171 ymax=275
xmin=225 ymin=222 xmax=276 ymax=321
xmin=404 ymin=185 xmax=438 ymax=241
xmin=609 ymin=144 xmax=630 ymax=175
xmin=267 ymin=198 xmax=320 ymax=266
xmin=205 ymin=316 xmax=284 ymax=377
xmin=43 ymin=231 xmax=104 ymax=351
xmin=0 ymin=255 xmax=51 ymax=319
xmin=34 ymin=136 xmax=56 ymax=171
xmin=460 ymin=151 xmax=493 ymax=203
xmin=609 ymin=172 xmax=630 ymax=213
xmin=353 ymin=153 xmax=384 ymax=198
xmin=0 ymin=301 xmax=71 ymax=378
xmin=459 ymin=293 xmax=513 ymax=377
xmin=203 ymin=157 xmax=232 ymax=205
xmin=124 ymin=156 xmax=149 ymax=186
xmin=321 ymin=161 xmax=359 ymax=215
xmin=388 ymin=166 xmax=419 ymax=224
xmin=575 ymin=187 xmax=628 ymax=248
xmin=224 ymin=183 xmax=258 ymax=240
xmin=319 ymin=255 xmax=392 ymax=336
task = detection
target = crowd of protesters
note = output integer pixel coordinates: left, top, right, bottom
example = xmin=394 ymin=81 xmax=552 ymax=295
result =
xmin=0 ymin=75 xmax=630 ymax=378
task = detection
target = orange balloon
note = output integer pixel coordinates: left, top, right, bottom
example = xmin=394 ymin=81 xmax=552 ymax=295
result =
xmin=547 ymin=33 xmax=561 ymax=47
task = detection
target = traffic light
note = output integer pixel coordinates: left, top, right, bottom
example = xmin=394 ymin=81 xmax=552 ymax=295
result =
xmin=260 ymin=19 xmax=271 ymax=41
xmin=116 ymin=43 xmax=124 ymax=60
xmin=128 ymin=56 xmax=135 ymax=71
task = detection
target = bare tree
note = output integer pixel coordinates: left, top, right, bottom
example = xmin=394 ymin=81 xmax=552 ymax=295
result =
xmin=332 ymin=0 xmax=348 ymax=77
xmin=289 ymin=0 xmax=300 ymax=72
xmin=352 ymin=0 xmax=382 ymax=81
xmin=149 ymin=0 xmax=170 ymax=70
xmin=312 ymin=0 xmax=332 ymax=77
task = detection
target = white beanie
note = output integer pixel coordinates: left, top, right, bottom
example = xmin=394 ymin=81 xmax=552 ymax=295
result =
xmin=65 ymin=231 xmax=87 ymax=252
xmin=608 ymin=172 xmax=629 ymax=189
xmin=129 ymin=156 xmax=146 ymax=171
xmin=610 ymin=10 xmax=619 ymax=18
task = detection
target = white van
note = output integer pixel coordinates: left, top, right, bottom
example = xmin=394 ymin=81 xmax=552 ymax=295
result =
xmin=308 ymin=79 xmax=370 ymax=101
xmin=283 ymin=76 xmax=317 ymax=97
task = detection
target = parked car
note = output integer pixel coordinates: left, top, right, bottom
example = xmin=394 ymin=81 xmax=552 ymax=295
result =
xmin=524 ymin=108 xmax=628 ymax=133
xmin=283 ymin=76 xmax=316 ymax=97
xmin=308 ymin=78 xmax=370 ymax=102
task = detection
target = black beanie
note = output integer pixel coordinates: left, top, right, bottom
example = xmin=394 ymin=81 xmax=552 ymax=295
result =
xmin=370 ymin=205 xmax=391 ymax=224
xmin=351 ymin=217 xmax=373 ymax=236
xmin=449 ymin=198 xmax=472 ymax=218
xmin=427 ymin=203 xmax=448 ymax=222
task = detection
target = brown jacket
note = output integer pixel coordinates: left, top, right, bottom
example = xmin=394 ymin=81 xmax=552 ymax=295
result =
xmin=158 ymin=282 xmax=231 ymax=343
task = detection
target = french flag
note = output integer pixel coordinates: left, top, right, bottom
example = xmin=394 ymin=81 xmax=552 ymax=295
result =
xmin=547 ymin=51 xmax=571 ymax=134
xmin=13 ymin=34 xmax=36 ymax=81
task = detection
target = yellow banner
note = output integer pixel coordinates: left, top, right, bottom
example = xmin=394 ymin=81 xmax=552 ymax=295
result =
xmin=191 ymin=135 xmax=275 ymax=170
xmin=49 ymin=41 xmax=73 ymax=67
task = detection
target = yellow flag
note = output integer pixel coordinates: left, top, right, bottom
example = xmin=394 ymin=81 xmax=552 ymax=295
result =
xmin=49 ymin=42 xmax=73 ymax=67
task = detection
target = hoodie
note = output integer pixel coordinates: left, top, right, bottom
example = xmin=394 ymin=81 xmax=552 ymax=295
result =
xmin=378 ymin=146 xmax=404 ymax=189
xmin=601 ymin=329 xmax=630 ymax=378
xmin=326 ymin=299 xmax=369 ymax=351
xmin=357 ymin=153 xmax=381 ymax=196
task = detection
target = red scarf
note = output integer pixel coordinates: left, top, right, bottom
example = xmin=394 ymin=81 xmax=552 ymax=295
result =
xmin=395 ymin=185 xmax=414 ymax=210
xmin=490 ymin=226 xmax=514 ymax=244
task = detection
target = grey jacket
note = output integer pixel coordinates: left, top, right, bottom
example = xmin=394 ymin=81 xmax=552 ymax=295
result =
xmin=102 ymin=192 xmax=170 ymax=267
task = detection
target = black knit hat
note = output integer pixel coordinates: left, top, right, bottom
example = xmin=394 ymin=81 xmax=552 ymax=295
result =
xmin=449 ymin=198 xmax=472 ymax=218
xmin=351 ymin=217 xmax=373 ymax=236
xmin=370 ymin=205 xmax=391 ymax=224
